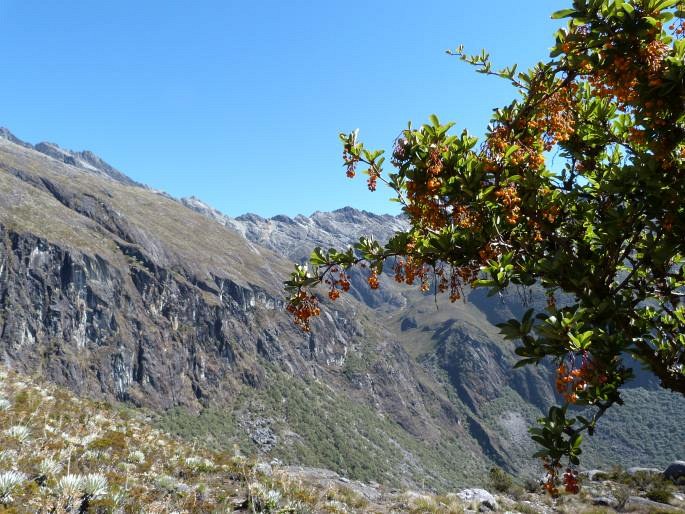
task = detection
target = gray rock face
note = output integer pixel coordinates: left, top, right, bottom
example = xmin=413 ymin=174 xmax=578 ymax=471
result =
xmin=400 ymin=316 xmax=417 ymax=331
xmin=241 ymin=417 xmax=278 ymax=452
xmin=625 ymin=496 xmax=682 ymax=512
xmin=627 ymin=466 xmax=662 ymax=476
xmin=456 ymin=488 xmax=498 ymax=511
xmin=665 ymin=461 xmax=685 ymax=483
xmin=0 ymin=135 xmax=417 ymax=412
xmin=0 ymin=128 xmax=32 ymax=149
xmin=283 ymin=466 xmax=383 ymax=501
xmin=592 ymin=496 xmax=618 ymax=507
xmin=581 ymin=469 xmax=608 ymax=481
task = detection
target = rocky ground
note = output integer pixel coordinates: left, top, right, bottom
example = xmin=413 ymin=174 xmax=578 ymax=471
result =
xmin=1 ymin=366 xmax=684 ymax=513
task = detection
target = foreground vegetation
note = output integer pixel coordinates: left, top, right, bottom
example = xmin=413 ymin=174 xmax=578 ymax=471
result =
xmin=1 ymin=366 xmax=683 ymax=512
xmin=0 ymin=366 xmax=380 ymax=512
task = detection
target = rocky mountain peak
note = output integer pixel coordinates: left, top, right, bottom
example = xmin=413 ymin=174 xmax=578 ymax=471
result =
xmin=179 ymin=197 xmax=408 ymax=263
xmin=0 ymin=127 xmax=32 ymax=148
xmin=0 ymin=126 xmax=141 ymax=187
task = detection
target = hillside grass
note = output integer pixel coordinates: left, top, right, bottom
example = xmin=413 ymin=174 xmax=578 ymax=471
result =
xmin=0 ymin=367 xmax=386 ymax=512
xmin=2 ymin=367 xmax=684 ymax=513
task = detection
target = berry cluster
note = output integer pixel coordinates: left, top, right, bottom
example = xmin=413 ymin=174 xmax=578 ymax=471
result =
xmin=343 ymin=142 xmax=359 ymax=178
xmin=286 ymin=291 xmax=320 ymax=332
xmin=367 ymin=269 xmax=380 ymax=289
xmin=324 ymin=268 xmax=351 ymax=301
xmin=542 ymin=458 xmax=562 ymax=497
xmin=563 ymin=468 xmax=580 ymax=494
xmin=366 ymin=167 xmax=380 ymax=192
xmin=494 ymin=185 xmax=522 ymax=225
xmin=531 ymin=85 xmax=577 ymax=151
xmin=542 ymin=460 xmax=581 ymax=496
xmin=555 ymin=354 xmax=608 ymax=404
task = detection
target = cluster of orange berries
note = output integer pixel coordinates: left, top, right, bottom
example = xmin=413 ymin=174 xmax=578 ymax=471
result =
xmin=286 ymin=291 xmax=321 ymax=332
xmin=541 ymin=196 xmax=561 ymax=223
xmin=587 ymin=35 xmax=669 ymax=120
xmin=530 ymin=86 xmax=577 ymax=151
xmin=367 ymin=269 xmax=380 ymax=289
xmin=528 ymin=220 xmax=545 ymax=242
xmin=484 ymin=124 xmax=546 ymax=173
xmin=453 ymin=204 xmax=480 ymax=230
xmin=495 ymin=185 xmax=521 ymax=225
xmin=458 ymin=262 xmax=481 ymax=282
xmin=427 ymin=146 xmax=445 ymax=178
xmin=644 ymin=39 xmax=669 ymax=75
xmin=555 ymin=355 xmax=608 ymax=404
xmin=393 ymin=257 xmax=428 ymax=287
xmin=437 ymin=265 xmax=479 ymax=301
xmin=563 ymin=468 xmax=580 ymax=494
xmin=404 ymin=197 xmax=448 ymax=231
xmin=324 ymin=268 xmax=351 ymax=301
xmin=542 ymin=460 xmax=581 ymax=496
xmin=403 ymin=147 xmax=452 ymax=231
xmin=669 ymin=20 xmax=685 ymax=37
xmin=343 ymin=144 xmax=359 ymax=178
xmin=484 ymin=126 xmax=514 ymax=168
xmin=542 ymin=458 xmax=562 ymax=497
xmin=366 ymin=167 xmax=380 ymax=192
xmin=478 ymin=242 xmax=500 ymax=264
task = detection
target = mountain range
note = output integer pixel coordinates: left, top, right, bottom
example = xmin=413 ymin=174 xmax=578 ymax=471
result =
xmin=1 ymin=128 xmax=683 ymax=491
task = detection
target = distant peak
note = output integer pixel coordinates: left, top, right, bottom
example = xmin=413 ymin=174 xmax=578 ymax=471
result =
xmin=271 ymin=214 xmax=294 ymax=224
xmin=0 ymin=127 xmax=16 ymax=138
xmin=327 ymin=206 xmax=396 ymax=221
xmin=0 ymin=127 xmax=141 ymax=188
xmin=332 ymin=206 xmax=362 ymax=214
xmin=0 ymin=127 xmax=31 ymax=148
xmin=236 ymin=212 xmax=266 ymax=223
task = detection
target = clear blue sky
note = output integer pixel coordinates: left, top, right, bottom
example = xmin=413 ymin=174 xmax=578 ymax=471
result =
xmin=0 ymin=1 xmax=566 ymax=217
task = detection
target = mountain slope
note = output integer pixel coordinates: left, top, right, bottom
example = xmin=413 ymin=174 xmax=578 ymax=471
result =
xmin=0 ymin=130 xmax=502 ymax=489
xmin=182 ymin=194 xmax=685 ymax=473
xmin=1 ymin=129 xmax=683 ymax=492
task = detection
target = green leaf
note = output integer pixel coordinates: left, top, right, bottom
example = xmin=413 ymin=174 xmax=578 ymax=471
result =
xmin=551 ymin=8 xmax=576 ymax=19
xmin=309 ymin=248 xmax=327 ymax=266
xmin=572 ymin=434 xmax=583 ymax=450
xmin=504 ymin=144 xmax=520 ymax=159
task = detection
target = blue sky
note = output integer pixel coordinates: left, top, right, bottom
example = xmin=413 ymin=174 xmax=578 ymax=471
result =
xmin=1 ymin=1 xmax=565 ymax=217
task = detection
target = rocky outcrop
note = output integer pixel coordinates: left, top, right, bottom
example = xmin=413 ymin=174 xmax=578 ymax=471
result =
xmin=666 ymin=462 xmax=685 ymax=484
xmin=456 ymin=488 xmax=498 ymax=511
xmin=1 ymin=226 xmax=299 ymax=408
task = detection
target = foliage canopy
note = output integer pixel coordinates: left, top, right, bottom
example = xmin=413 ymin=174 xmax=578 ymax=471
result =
xmin=286 ymin=0 xmax=685 ymax=495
